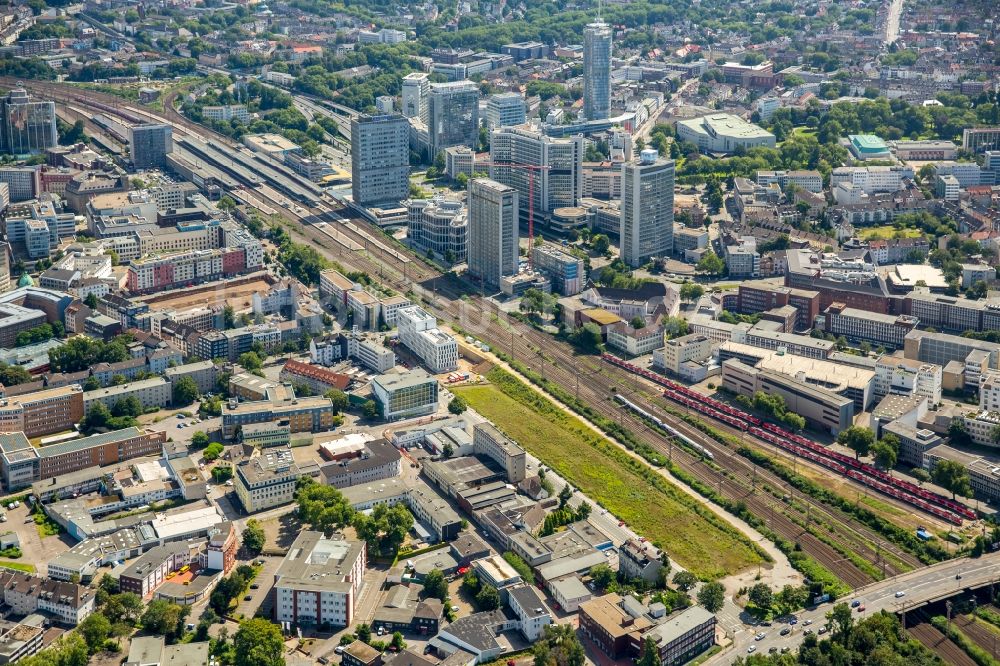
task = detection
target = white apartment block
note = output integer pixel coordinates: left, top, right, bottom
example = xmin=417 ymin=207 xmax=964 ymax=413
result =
xmin=874 ymin=356 xmax=942 ymax=406
xmin=829 ymin=166 xmax=914 ymax=194
xmin=980 ymin=370 xmax=1000 ymax=411
xmin=653 ymin=334 xmax=713 ymax=375
xmin=396 ymin=305 xmax=458 ymax=373
xmin=202 ymin=105 xmax=250 ymax=123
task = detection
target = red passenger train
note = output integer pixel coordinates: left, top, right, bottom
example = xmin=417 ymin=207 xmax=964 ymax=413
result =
xmin=601 ymin=353 xmax=975 ymax=525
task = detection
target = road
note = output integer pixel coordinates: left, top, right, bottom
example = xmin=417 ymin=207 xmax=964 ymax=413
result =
xmin=705 ymin=550 xmax=1000 ymax=664
xmin=883 ymin=0 xmax=904 ymax=44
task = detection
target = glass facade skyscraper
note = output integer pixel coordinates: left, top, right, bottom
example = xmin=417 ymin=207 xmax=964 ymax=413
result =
xmin=583 ymin=20 xmax=612 ymax=121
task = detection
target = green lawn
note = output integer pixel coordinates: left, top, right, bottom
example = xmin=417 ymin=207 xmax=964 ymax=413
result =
xmin=0 ymin=561 xmax=35 ymax=573
xmin=857 ymin=225 xmax=923 ymax=241
xmin=455 ymin=373 xmax=767 ymax=579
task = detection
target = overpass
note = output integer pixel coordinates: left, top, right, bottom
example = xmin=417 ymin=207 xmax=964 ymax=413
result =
xmin=706 ymin=550 xmax=1000 ymax=664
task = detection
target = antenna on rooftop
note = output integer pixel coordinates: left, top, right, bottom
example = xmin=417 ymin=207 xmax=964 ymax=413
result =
xmin=597 ymin=0 xmax=603 ymax=21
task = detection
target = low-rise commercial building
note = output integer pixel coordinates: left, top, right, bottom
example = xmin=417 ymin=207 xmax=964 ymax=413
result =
xmin=823 ymin=303 xmax=918 ymax=350
xmin=722 ymin=358 xmax=854 ymax=434
xmin=83 ymin=377 xmax=171 ymax=412
xmin=472 ymin=422 xmax=526 ymax=483
xmin=0 ymin=384 xmax=83 ymax=438
xmin=233 ymin=446 xmax=308 ymax=513
xmin=676 ymin=114 xmax=775 ymax=153
xmin=221 ymin=394 xmax=336 ymax=439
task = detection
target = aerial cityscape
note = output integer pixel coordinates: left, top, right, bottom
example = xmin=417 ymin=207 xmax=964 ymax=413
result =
xmin=0 ymin=0 xmax=994 ymax=665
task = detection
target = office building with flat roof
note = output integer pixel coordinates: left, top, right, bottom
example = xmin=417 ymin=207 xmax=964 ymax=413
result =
xmin=722 ymin=358 xmax=853 ymax=434
xmin=0 ymin=89 xmax=56 ymax=155
xmin=621 ymin=149 xmax=674 ymax=268
xmin=486 ymin=93 xmax=527 ymax=130
xmin=396 ymin=306 xmax=458 ymax=374
xmin=234 ymin=446 xmax=305 ymax=513
xmin=822 ymin=303 xmax=918 ymax=350
xmin=467 ymin=178 xmax=518 ymax=289
xmin=274 ymin=531 xmax=366 ymax=628
xmin=351 ymin=114 xmax=410 ymax=207
xmin=676 ymin=114 xmax=775 ymax=153
xmin=428 ymin=81 xmax=479 ymax=157
xmin=402 ymin=73 xmax=430 ymax=123
xmin=532 ymin=244 xmax=585 ymax=295
xmin=490 ymin=125 xmax=585 ymax=224
xmin=407 ymin=196 xmax=467 ymax=263
xmin=371 ymin=369 xmax=438 ymax=421
xmin=130 ymin=124 xmax=173 ymax=169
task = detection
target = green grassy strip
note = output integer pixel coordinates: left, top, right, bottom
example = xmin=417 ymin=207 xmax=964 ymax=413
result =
xmin=477 ymin=362 xmax=859 ymax=594
xmin=974 ymin=606 xmax=1000 ymax=630
xmin=667 ymin=407 xmax=945 ymax=565
xmin=930 ymin=616 xmax=1000 ymax=666
xmin=476 ymin=367 xmax=769 ymax=578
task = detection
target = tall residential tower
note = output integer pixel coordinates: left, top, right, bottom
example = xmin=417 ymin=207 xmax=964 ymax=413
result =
xmin=621 ymin=149 xmax=674 ymax=268
xmin=467 ymin=178 xmax=519 ymax=289
xmin=350 ymin=113 xmax=411 ymax=207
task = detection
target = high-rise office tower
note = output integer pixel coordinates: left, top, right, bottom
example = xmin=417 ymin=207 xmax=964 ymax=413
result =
xmin=583 ymin=20 xmax=612 ymax=121
xmin=621 ymin=149 xmax=674 ymax=268
xmin=401 ymin=72 xmax=430 ymax=123
xmin=490 ymin=125 xmax=584 ymax=221
xmin=486 ymin=93 xmax=527 ymax=130
xmin=0 ymin=89 xmax=56 ymax=155
xmin=129 ymin=124 xmax=173 ymax=169
xmin=428 ymin=81 xmax=479 ymax=159
xmin=467 ymin=178 xmax=519 ymax=289
xmin=351 ymin=113 xmax=410 ymax=207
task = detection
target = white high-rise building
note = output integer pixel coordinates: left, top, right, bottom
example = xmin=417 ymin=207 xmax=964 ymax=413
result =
xmin=467 ymin=178 xmax=519 ymax=289
xmin=401 ymin=72 xmax=430 ymax=123
xmin=350 ymin=113 xmax=410 ymax=207
xmin=621 ymin=149 xmax=674 ymax=268
xmin=486 ymin=93 xmax=527 ymax=130
xmin=583 ymin=20 xmax=612 ymax=121
xmin=490 ymin=125 xmax=584 ymax=221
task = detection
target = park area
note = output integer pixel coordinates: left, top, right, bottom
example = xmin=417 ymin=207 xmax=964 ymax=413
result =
xmin=857 ymin=225 xmax=924 ymax=241
xmin=454 ymin=369 xmax=767 ymax=580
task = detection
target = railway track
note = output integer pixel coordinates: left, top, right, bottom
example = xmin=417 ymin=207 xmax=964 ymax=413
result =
xmin=954 ymin=614 xmax=1000 ymax=659
xmin=10 ymin=79 xmax=935 ymax=587
xmin=907 ymin=610 xmax=979 ymax=666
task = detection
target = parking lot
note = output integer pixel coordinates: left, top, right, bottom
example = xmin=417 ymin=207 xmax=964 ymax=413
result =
xmin=233 ymin=555 xmax=284 ymax=619
xmin=0 ymin=501 xmax=71 ymax=578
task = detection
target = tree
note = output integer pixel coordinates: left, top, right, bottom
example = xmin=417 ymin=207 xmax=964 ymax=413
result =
xmin=223 ymin=305 xmax=236 ymax=330
xmin=672 ymin=571 xmax=697 ymax=592
xmin=353 ymin=502 xmax=413 ymax=556
xmin=243 ymin=519 xmax=266 ymax=556
xmin=697 ymin=581 xmax=725 ymax=613
xmin=748 ymin=583 xmax=773 ymax=610
xmin=82 ymin=375 xmax=100 ymax=392
xmin=636 ymin=637 xmax=659 ymax=666
xmin=696 ymin=250 xmax=725 ymax=275
xmin=238 ymin=351 xmax=263 ymax=373
xmin=172 ymin=376 xmax=199 ymax=405
xmin=361 ymin=399 xmax=380 ymax=420
xmin=297 ymin=483 xmax=355 ymax=534
xmin=533 ymin=623 xmax=585 ymax=666
xmin=827 ymin=602 xmax=854 ymax=643
xmin=448 ymin=395 xmax=468 ymax=415
xmin=79 ymin=612 xmax=111 ymax=653
xmin=103 ymin=592 xmax=143 ymax=625
xmin=141 ymin=599 xmax=189 ymax=641
xmin=84 ymin=292 xmax=99 ymax=309
xmin=325 ymin=389 xmax=350 ymax=413
xmin=356 ymin=623 xmax=372 ymax=644
xmin=589 ymin=563 xmax=616 ymax=591
xmin=837 ymin=426 xmax=875 ymax=460
xmin=192 ymin=431 xmax=210 ymax=449
xmin=203 ymin=442 xmax=224 ymax=461
xmin=567 ymin=323 xmax=603 ymax=354
xmin=591 ymin=234 xmax=611 ymax=255
xmin=932 ymin=459 xmax=972 ymax=499
xmin=912 ymin=468 xmax=931 ymax=485
xmin=558 ymin=484 xmax=573 ymax=508
xmin=872 ymin=434 xmax=899 ymax=471
xmin=234 ymin=618 xmax=285 ymax=666
xmin=475 ymin=583 xmax=500 ymax=610
xmin=390 ymin=632 xmax=406 ymax=651
xmin=679 ymin=282 xmax=704 ymax=302
xmin=423 ymin=569 xmax=448 ymax=601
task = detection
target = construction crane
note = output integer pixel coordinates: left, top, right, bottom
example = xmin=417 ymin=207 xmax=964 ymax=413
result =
xmin=475 ymin=161 xmax=551 ymax=270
